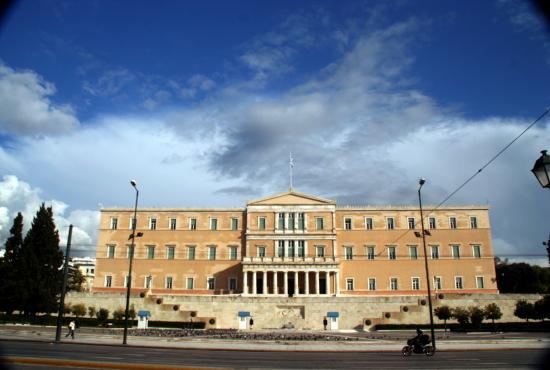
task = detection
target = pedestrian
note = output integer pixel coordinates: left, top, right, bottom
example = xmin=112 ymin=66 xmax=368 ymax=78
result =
xmin=65 ymin=320 xmax=75 ymax=339
xmin=323 ymin=318 xmax=328 ymax=330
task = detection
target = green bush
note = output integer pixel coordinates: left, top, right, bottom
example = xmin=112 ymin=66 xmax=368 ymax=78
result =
xmin=96 ymin=308 xmax=109 ymax=325
xmin=469 ymin=306 xmax=485 ymax=328
xmin=71 ymin=303 xmax=86 ymax=318
xmin=88 ymin=306 xmax=96 ymax=318
xmin=452 ymin=307 xmax=469 ymax=328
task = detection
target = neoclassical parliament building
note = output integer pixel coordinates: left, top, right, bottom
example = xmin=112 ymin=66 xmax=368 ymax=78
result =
xmin=93 ymin=190 xmax=498 ymax=297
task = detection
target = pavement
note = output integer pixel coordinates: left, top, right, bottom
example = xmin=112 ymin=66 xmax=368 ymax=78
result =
xmin=1 ymin=325 xmax=549 ymax=352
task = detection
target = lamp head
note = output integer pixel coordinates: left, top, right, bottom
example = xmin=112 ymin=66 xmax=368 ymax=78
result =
xmin=130 ymin=180 xmax=137 ymax=188
xmin=419 ymin=178 xmax=426 ymax=186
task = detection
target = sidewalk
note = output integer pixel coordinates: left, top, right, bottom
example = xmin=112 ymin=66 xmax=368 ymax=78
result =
xmin=1 ymin=325 xmax=549 ymax=352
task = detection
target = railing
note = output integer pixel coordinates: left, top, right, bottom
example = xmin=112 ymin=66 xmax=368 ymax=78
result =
xmin=242 ymin=256 xmax=339 ymax=263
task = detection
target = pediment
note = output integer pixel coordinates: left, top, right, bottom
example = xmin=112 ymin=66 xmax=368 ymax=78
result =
xmin=247 ymin=190 xmax=335 ymax=206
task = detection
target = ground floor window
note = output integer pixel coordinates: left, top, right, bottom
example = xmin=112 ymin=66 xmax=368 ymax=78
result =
xmin=207 ymin=277 xmax=215 ymax=290
xmin=186 ymin=277 xmax=194 ymax=290
xmin=104 ymin=275 xmax=112 ymax=287
xmin=433 ymin=276 xmax=442 ymax=290
xmin=368 ymin=278 xmax=376 ymax=291
xmin=476 ymin=276 xmax=484 ymax=289
xmin=390 ymin=277 xmax=398 ymax=290
xmin=455 ymin=276 xmax=464 ymax=289
xmin=166 ymin=277 xmax=173 ymax=289
xmin=411 ymin=277 xmax=420 ymax=290
xmin=346 ymin=278 xmax=354 ymax=291
xmin=228 ymin=278 xmax=237 ymax=291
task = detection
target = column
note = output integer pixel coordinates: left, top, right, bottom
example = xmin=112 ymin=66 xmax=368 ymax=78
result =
xmin=284 ymin=240 xmax=288 ymax=258
xmin=325 ymin=271 xmax=331 ymax=295
xmin=315 ymin=271 xmax=320 ymax=295
xmin=274 ymin=271 xmax=278 ymax=294
xmin=284 ymin=271 xmax=288 ymax=295
xmin=243 ymin=271 xmax=248 ymax=295
xmin=305 ymin=271 xmax=309 ymax=295
xmin=252 ymin=271 xmax=257 ymax=295
xmin=294 ymin=241 xmax=298 ymax=258
xmin=263 ymin=270 xmax=268 ymax=295
xmin=294 ymin=271 xmax=299 ymax=295
xmin=334 ymin=271 xmax=340 ymax=296
xmin=304 ymin=240 xmax=308 ymax=258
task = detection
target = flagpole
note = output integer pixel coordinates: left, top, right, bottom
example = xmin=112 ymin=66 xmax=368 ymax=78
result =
xmin=289 ymin=152 xmax=293 ymax=190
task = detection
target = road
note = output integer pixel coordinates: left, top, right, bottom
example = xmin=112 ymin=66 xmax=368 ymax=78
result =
xmin=1 ymin=340 xmax=549 ymax=370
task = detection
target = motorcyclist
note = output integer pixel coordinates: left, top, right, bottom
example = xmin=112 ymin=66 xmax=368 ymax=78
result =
xmin=411 ymin=328 xmax=430 ymax=351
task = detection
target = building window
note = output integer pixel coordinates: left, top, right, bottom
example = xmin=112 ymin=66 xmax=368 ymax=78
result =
xmin=368 ymin=278 xmax=376 ymax=291
xmin=189 ymin=218 xmax=197 ymax=230
xmin=431 ymin=245 xmax=439 ymax=259
xmin=434 ymin=276 xmax=442 ymax=290
xmin=470 ymin=216 xmax=478 ymax=229
xmin=412 ymin=277 xmax=420 ymax=290
xmin=278 ymin=240 xmax=285 ymax=257
xmin=229 ymin=278 xmax=237 ymax=291
xmin=187 ymin=246 xmax=196 ymax=260
xmin=365 ymin=217 xmax=373 ymax=230
xmin=452 ymin=245 xmax=461 ymax=259
xmin=387 ymin=217 xmax=395 ymax=230
xmin=278 ymin=213 xmax=285 ymax=229
xmin=429 ymin=217 xmax=436 ymax=229
xmin=455 ymin=276 xmax=464 ymax=289
xmin=124 ymin=275 xmax=130 ymax=288
xmin=145 ymin=276 xmax=152 ymax=289
xmin=210 ymin=218 xmax=218 ymax=230
xmin=149 ymin=218 xmax=157 ymax=230
xmin=110 ymin=217 xmax=118 ymax=230
xmin=316 ymin=217 xmax=324 ymax=230
xmin=104 ymin=275 xmax=112 ymax=287
xmin=166 ymin=277 xmax=173 ymax=289
xmin=366 ymin=246 xmax=375 ymax=260
xmin=147 ymin=246 xmax=155 ymax=259
xmin=129 ymin=217 xmax=136 ymax=230
xmin=169 ymin=218 xmax=177 ymax=230
xmin=207 ymin=277 xmax=215 ymax=290
xmin=107 ymin=245 xmax=115 ymax=259
xmin=346 ymin=278 xmax=354 ymax=291
xmin=344 ymin=217 xmax=352 ymax=230
xmin=476 ymin=276 xmax=485 ymax=289
xmin=258 ymin=217 xmax=266 ymax=230
xmin=316 ymin=246 xmax=325 ymax=257
xmin=208 ymin=246 xmax=217 ymax=260
xmin=298 ymin=213 xmax=305 ymax=230
xmin=186 ymin=277 xmax=194 ymax=290
xmin=257 ymin=246 xmax=265 ymax=258
xmin=408 ymin=217 xmax=416 ymax=229
xmin=231 ymin=218 xmax=238 ymax=230
xmin=166 ymin=246 xmax=175 ymax=260
xmin=297 ymin=241 xmax=305 ymax=257
xmin=288 ymin=213 xmax=295 ymax=229
xmin=229 ymin=246 xmax=238 ymax=260
xmin=472 ymin=245 xmax=482 ymax=258
xmin=409 ymin=245 xmax=418 ymax=260
xmin=388 ymin=246 xmax=396 ymax=260
xmin=345 ymin=246 xmax=353 ymax=260
xmin=449 ymin=217 xmax=457 ymax=229
xmin=127 ymin=245 xmax=134 ymax=259
xmin=287 ymin=240 xmax=295 ymax=257
xmin=390 ymin=277 xmax=398 ymax=291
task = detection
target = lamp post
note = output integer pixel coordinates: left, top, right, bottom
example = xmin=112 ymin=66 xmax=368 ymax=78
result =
xmin=531 ymin=150 xmax=550 ymax=189
xmin=418 ymin=178 xmax=436 ymax=350
xmin=123 ymin=180 xmax=139 ymax=345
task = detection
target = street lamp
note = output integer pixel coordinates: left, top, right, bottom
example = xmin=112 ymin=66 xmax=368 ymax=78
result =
xmin=418 ymin=178 xmax=436 ymax=350
xmin=123 ymin=180 xmax=139 ymax=345
xmin=531 ymin=150 xmax=550 ymax=189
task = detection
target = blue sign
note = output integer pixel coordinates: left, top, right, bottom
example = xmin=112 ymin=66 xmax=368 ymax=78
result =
xmin=326 ymin=311 xmax=339 ymax=318
xmin=137 ymin=310 xmax=151 ymax=317
xmin=238 ymin=311 xmax=251 ymax=317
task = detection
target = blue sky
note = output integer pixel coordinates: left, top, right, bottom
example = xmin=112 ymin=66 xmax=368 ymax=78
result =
xmin=0 ymin=0 xmax=549 ymax=261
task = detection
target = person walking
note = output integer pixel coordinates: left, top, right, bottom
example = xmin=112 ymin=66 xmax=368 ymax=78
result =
xmin=65 ymin=320 xmax=76 ymax=339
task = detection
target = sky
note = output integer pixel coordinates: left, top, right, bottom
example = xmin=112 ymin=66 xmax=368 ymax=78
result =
xmin=0 ymin=0 xmax=549 ymax=262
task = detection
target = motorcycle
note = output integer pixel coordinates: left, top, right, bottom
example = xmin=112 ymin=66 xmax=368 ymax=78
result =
xmin=402 ymin=337 xmax=435 ymax=357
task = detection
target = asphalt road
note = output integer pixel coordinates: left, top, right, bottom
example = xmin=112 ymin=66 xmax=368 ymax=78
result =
xmin=1 ymin=340 xmax=549 ymax=370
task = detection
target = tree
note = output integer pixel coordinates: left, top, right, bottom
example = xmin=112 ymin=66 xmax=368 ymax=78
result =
xmin=514 ymin=300 xmax=535 ymax=322
xmin=67 ymin=264 xmax=86 ymax=292
xmin=539 ymin=295 xmax=550 ymax=321
xmin=113 ymin=308 xmax=125 ymax=321
xmin=495 ymin=258 xmax=550 ymax=293
xmin=96 ymin=308 xmax=109 ymax=326
xmin=18 ymin=204 xmax=63 ymax=315
xmin=71 ymin=303 xmax=86 ymax=318
xmin=484 ymin=303 xmax=502 ymax=326
xmin=452 ymin=307 xmax=470 ymax=329
xmin=469 ymin=306 xmax=485 ymax=328
xmin=88 ymin=306 xmax=97 ymax=318
xmin=0 ymin=213 xmax=24 ymax=314
xmin=434 ymin=305 xmax=452 ymax=333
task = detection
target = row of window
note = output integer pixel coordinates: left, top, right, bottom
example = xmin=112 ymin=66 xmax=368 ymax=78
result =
xmin=106 ymin=245 xmax=238 ymax=260
xmin=110 ymin=216 xmax=240 ymax=231
xmin=342 ymin=244 xmax=483 ymax=260
xmin=344 ymin=276 xmax=486 ymax=291
xmin=110 ymin=214 xmax=480 ymax=231
xmin=104 ymin=275 xmax=238 ymax=291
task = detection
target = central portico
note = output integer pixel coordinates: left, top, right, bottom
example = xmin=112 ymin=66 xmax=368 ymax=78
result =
xmin=242 ymin=191 xmax=341 ymax=296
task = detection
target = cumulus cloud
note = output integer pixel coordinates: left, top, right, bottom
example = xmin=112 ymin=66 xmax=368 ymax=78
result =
xmin=0 ymin=64 xmax=80 ymax=136
xmin=0 ymin=175 xmax=99 ymax=256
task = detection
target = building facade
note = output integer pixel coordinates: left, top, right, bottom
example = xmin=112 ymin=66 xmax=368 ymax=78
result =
xmin=93 ymin=191 xmax=498 ymax=296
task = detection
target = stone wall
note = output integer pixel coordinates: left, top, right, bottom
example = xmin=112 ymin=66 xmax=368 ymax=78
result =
xmin=65 ymin=292 xmax=543 ymax=330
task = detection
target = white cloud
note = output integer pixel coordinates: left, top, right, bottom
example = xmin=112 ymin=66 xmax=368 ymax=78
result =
xmin=82 ymin=68 xmax=135 ymax=97
xmin=0 ymin=63 xmax=79 ymax=136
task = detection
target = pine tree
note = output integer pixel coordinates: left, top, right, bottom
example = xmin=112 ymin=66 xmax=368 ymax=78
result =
xmin=19 ymin=204 xmax=63 ymax=315
xmin=0 ymin=213 xmax=24 ymax=313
